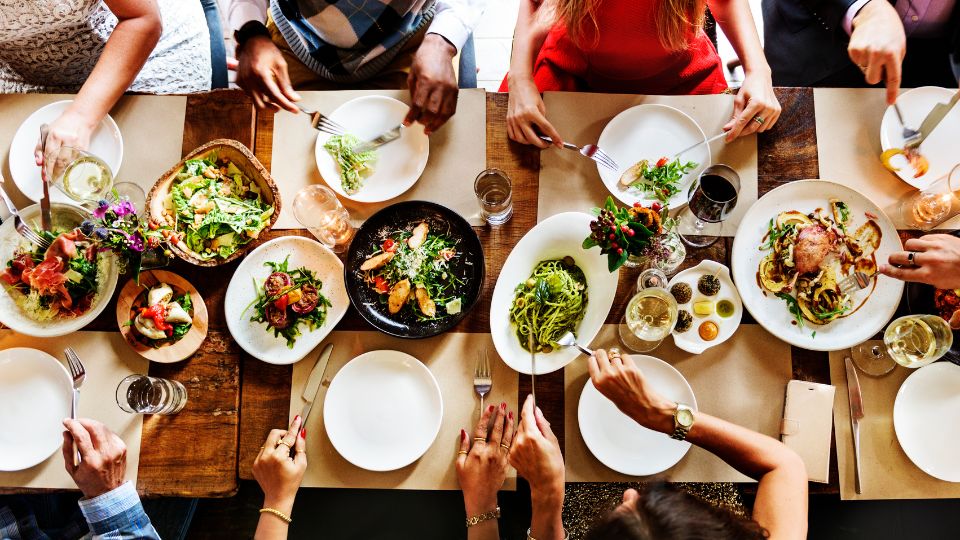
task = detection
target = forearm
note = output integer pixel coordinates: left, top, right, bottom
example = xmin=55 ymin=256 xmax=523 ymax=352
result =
xmin=508 ymin=0 xmax=553 ymax=84
xmin=707 ymin=0 xmax=770 ymax=75
xmin=254 ymin=497 xmax=293 ymax=540
xmin=529 ymin=488 xmax=565 ymax=540
xmin=465 ymin=495 xmax=500 ymax=540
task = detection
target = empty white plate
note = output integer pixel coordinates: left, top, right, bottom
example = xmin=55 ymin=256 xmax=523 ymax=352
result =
xmin=324 ymin=350 xmax=443 ymax=471
xmin=9 ymin=100 xmax=123 ymax=204
xmin=880 ymin=87 xmax=960 ymax=188
xmin=894 ymin=362 xmax=960 ymax=482
xmin=596 ymin=104 xmax=710 ymax=210
xmin=314 ymin=95 xmax=429 ymax=203
xmin=578 ymin=354 xmax=697 ymax=476
xmin=0 ymin=348 xmax=72 ymax=471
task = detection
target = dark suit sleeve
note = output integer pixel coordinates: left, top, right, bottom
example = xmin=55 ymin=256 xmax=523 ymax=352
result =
xmin=796 ymin=0 xmax=860 ymax=31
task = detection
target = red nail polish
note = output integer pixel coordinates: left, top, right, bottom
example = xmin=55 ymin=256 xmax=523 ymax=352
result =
xmin=501 ymin=402 xmax=506 ymax=410
xmin=460 ymin=429 xmax=466 ymax=440
xmin=294 ymin=415 xmax=301 ymax=423
xmin=488 ymin=405 xmax=495 ymax=412
xmin=300 ymin=427 xmax=306 ymax=439
xmin=509 ymin=411 xmax=514 ymax=420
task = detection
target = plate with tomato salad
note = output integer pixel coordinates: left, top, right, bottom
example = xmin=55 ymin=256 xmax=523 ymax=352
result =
xmin=224 ymin=236 xmax=349 ymax=364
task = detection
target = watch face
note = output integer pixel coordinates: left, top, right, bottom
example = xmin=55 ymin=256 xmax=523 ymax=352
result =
xmin=677 ymin=408 xmax=694 ymax=428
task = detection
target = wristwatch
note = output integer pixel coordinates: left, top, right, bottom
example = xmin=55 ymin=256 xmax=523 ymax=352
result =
xmin=234 ymin=20 xmax=271 ymax=53
xmin=670 ymin=403 xmax=695 ymax=441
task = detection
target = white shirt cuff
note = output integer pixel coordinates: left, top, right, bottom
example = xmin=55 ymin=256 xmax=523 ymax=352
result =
xmin=228 ymin=2 xmax=268 ymax=34
xmin=77 ymin=481 xmax=141 ymax=524
xmin=427 ymin=9 xmax=473 ymax=52
xmin=843 ymin=0 xmax=873 ymax=34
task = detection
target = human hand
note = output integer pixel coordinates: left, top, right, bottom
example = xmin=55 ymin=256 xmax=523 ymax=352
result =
xmin=404 ymin=34 xmax=459 ymax=135
xmin=506 ymin=76 xmax=561 ymax=148
xmin=253 ymin=415 xmax=307 ymax=514
xmin=62 ymin=418 xmax=127 ymax=499
xmin=508 ymin=395 xmax=564 ymax=502
xmin=34 ymin=109 xmax=96 ymax=181
xmin=724 ymin=69 xmax=781 ymax=141
xmin=848 ymin=0 xmax=906 ymax=104
xmin=236 ymin=34 xmax=301 ymax=113
xmin=587 ymin=349 xmax=675 ymax=434
xmin=879 ymin=235 xmax=960 ymax=290
xmin=456 ymin=402 xmax=515 ymax=516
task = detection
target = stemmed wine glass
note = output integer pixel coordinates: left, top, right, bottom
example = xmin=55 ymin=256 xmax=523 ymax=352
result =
xmin=851 ymin=314 xmax=954 ymax=376
xmin=678 ymin=164 xmax=740 ymax=248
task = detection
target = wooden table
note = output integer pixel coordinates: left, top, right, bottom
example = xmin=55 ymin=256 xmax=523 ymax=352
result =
xmin=235 ymin=88 xmax=850 ymax=494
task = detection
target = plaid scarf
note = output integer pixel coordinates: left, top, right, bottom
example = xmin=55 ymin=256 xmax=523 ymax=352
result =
xmin=272 ymin=0 xmax=437 ymax=83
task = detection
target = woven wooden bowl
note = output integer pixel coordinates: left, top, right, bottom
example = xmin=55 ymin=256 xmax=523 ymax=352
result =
xmin=146 ymin=139 xmax=280 ymax=267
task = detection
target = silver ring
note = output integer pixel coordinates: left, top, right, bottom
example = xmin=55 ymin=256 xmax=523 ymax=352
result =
xmin=907 ymin=251 xmax=917 ymax=266
xmin=753 ymin=116 xmax=765 ymax=125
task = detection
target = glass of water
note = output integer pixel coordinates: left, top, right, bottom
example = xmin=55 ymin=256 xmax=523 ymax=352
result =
xmin=293 ymin=185 xmax=354 ymax=253
xmin=474 ymin=169 xmax=513 ymax=225
xmin=116 ymin=375 xmax=187 ymax=415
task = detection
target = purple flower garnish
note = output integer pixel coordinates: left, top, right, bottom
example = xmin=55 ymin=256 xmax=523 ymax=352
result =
xmin=114 ymin=200 xmax=137 ymax=217
xmin=127 ymin=232 xmax=145 ymax=252
xmin=92 ymin=200 xmax=110 ymax=219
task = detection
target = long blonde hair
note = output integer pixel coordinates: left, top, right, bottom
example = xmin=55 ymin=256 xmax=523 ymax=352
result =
xmin=550 ymin=0 xmax=706 ymax=51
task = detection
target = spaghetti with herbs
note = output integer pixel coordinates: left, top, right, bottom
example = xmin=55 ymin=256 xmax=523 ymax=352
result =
xmin=510 ymin=257 xmax=588 ymax=352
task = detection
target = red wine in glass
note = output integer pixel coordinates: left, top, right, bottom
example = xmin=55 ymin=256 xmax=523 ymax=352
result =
xmin=688 ymin=172 xmax=739 ymax=223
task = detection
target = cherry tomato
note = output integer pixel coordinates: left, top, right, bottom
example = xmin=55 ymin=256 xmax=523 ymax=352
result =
xmin=382 ymin=238 xmax=397 ymax=252
xmin=656 ymin=157 xmax=669 ymax=168
xmin=373 ymin=276 xmax=390 ymax=294
xmin=651 ymin=202 xmax=663 ymax=212
xmin=273 ymin=294 xmax=289 ymax=311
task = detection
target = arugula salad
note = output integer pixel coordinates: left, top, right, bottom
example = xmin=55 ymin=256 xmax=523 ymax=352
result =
xmin=324 ymin=134 xmax=377 ymax=195
xmin=619 ymin=157 xmax=698 ymax=203
xmin=161 ymin=156 xmax=274 ymax=260
xmin=246 ymin=256 xmax=332 ymax=348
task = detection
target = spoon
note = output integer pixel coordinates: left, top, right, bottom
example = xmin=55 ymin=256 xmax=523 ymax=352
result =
xmin=556 ymin=332 xmax=594 ymax=357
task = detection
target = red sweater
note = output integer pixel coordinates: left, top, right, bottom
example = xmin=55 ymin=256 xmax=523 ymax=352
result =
xmin=501 ymin=0 xmax=728 ymax=95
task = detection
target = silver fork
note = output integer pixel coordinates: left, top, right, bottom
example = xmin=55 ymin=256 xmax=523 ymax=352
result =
xmin=64 ymin=347 xmax=86 ymax=467
xmin=893 ymin=103 xmax=921 ymax=147
xmin=473 ymin=350 xmax=492 ymax=414
xmin=838 ymin=270 xmax=877 ymax=296
xmin=296 ymin=104 xmax=345 ymax=136
xmin=0 ymin=172 xmax=50 ymax=250
xmin=539 ymin=136 xmax=619 ymax=171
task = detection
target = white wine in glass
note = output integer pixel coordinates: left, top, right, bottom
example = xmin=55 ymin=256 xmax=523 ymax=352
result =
xmin=619 ymin=269 xmax=678 ymax=352
xmin=884 ymin=314 xmax=953 ymax=368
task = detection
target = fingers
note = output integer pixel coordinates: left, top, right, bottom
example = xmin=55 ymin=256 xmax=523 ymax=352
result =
xmin=261 ymin=75 xmax=299 ymax=114
xmin=724 ymin=92 xmax=747 ymax=134
xmin=884 ymin=60 xmax=902 ymax=105
xmin=878 ymin=262 xmax=927 ymax=284
xmin=903 ymin=237 xmax=938 ymax=252
xmin=502 ymin=409 xmax=516 ymax=449
xmin=490 ymin=402 xmax=507 ymax=446
xmin=456 ymin=428 xmax=470 ymax=468
xmin=76 ymin=418 xmax=109 ymax=450
xmin=864 ymin=56 xmax=884 ymax=86
xmin=887 ymin=251 xmax=916 ymax=267
xmin=587 ymin=351 xmax=601 ymax=382
xmin=473 ymin=404 xmax=495 ymax=442
xmin=276 ymin=416 xmax=301 ymax=454
xmin=521 ymin=124 xmax=550 ymax=149
xmin=534 ymin=406 xmax=558 ymax=444
xmin=293 ymin=426 xmax=307 ymax=467
xmin=62 ymin=419 xmax=94 ymax=460
xmin=520 ymin=394 xmax=538 ymax=433
xmin=263 ymin=428 xmax=286 ymax=451
xmin=61 ymin=432 xmax=74 ymax=471
xmin=727 ymin=99 xmax=763 ymax=141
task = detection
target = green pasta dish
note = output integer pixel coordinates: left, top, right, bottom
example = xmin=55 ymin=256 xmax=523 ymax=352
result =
xmin=324 ymin=134 xmax=377 ymax=195
xmin=510 ymin=257 xmax=588 ymax=353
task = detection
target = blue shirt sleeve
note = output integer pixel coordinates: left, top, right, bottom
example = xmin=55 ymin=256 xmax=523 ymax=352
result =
xmin=77 ymin=482 xmax=161 ymax=540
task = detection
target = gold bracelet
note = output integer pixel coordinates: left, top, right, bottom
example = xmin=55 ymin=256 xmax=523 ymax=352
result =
xmin=259 ymin=507 xmax=292 ymax=524
xmin=527 ymin=527 xmax=570 ymax=540
xmin=466 ymin=506 xmax=500 ymax=527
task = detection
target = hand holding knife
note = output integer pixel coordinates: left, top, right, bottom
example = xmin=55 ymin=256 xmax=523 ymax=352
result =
xmin=298 ymin=343 xmax=335 ymax=430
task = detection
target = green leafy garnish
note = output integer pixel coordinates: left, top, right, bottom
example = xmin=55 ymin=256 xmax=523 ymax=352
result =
xmin=627 ymin=158 xmax=697 ymax=203
xmin=775 ymin=292 xmax=804 ymax=328
xmin=324 ymin=134 xmax=377 ymax=194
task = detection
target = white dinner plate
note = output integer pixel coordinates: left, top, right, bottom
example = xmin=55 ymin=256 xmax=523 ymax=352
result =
xmin=894 ymin=362 xmax=960 ymax=482
xmin=731 ymin=180 xmax=903 ymax=351
xmin=668 ymin=260 xmax=743 ymax=354
xmin=324 ymin=350 xmax=443 ymax=471
xmin=578 ymin=354 xmax=696 ymax=476
xmin=596 ymin=104 xmax=710 ymax=209
xmin=881 ymin=87 xmax=960 ymax=189
xmin=224 ymin=236 xmax=349 ymax=365
xmin=490 ymin=212 xmax=619 ymax=375
xmin=0 ymin=204 xmax=119 ymax=337
xmin=0 ymin=348 xmax=72 ymax=471
xmin=9 ymin=100 xmax=123 ymax=204
xmin=314 ymin=95 xmax=429 ymax=203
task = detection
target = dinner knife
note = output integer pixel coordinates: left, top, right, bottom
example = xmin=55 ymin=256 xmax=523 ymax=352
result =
xmin=299 ymin=343 xmax=335 ymax=424
xmin=905 ymin=90 xmax=960 ymax=149
xmin=352 ymin=124 xmax=403 ymax=154
xmin=844 ymin=356 xmax=865 ymax=495
xmin=672 ymin=131 xmax=728 ymax=158
xmin=528 ymin=332 xmax=537 ymax=407
xmin=38 ymin=124 xmax=52 ymax=232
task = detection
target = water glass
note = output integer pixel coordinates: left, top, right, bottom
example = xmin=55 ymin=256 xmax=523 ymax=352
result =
xmin=116 ymin=375 xmax=187 ymax=415
xmin=620 ymin=269 xmax=678 ymax=352
xmin=474 ymin=169 xmax=513 ymax=225
xmin=678 ymin=164 xmax=740 ymax=248
xmin=48 ymin=146 xmax=114 ymax=203
xmin=293 ymin=185 xmax=354 ymax=253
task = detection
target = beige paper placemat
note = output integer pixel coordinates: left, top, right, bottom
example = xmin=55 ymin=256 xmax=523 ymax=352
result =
xmin=270 ymin=89 xmax=487 ymax=228
xmin=814 ymin=88 xmax=960 ymax=230
xmin=829 ymin=351 xmax=960 ymax=499
xmin=539 ymin=92 xmax=758 ymax=231
xmin=290 ymin=331 xmax=518 ymax=490
xmin=0 ymin=331 xmax=148 ymax=490
xmin=566 ymin=324 xmax=791 ymax=482
xmin=0 ymin=93 xmax=186 ymax=209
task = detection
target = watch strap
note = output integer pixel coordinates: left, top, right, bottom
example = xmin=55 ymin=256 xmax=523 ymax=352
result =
xmin=670 ymin=403 xmax=693 ymax=441
xmin=234 ymin=20 xmax=271 ymax=52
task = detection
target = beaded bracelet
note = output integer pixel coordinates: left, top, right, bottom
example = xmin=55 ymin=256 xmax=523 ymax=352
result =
xmin=526 ymin=527 xmax=570 ymax=540
xmin=466 ymin=507 xmax=501 ymax=527
xmin=259 ymin=507 xmax=292 ymax=524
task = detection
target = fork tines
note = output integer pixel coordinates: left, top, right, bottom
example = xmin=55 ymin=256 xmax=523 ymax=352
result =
xmin=17 ymin=220 xmax=50 ymax=250
xmin=594 ymin=150 xmax=619 ymax=171
xmin=64 ymin=347 xmax=86 ymax=381
xmin=296 ymin=105 xmax=345 ymax=136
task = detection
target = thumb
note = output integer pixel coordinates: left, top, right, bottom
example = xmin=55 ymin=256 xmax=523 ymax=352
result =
xmin=534 ymin=406 xmax=557 ymax=443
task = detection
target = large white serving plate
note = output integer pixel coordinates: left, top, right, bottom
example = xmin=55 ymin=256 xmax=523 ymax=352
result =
xmin=578 ymin=354 xmax=696 ymax=476
xmin=731 ymin=180 xmax=903 ymax=351
xmin=596 ymin=104 xmax=710 ymax=210
xmin=490 ymin=212 xmax=619 ymax=375
xmin=324 ymin=350 xmax=442 ymax=471
xmin=894 ymin=362 xmax=960 ymax=482
xmin=9 ymin=100 xmax=123 ymax=204
xmin=0 ymin=348 xmax=72 ymax=471
xmin=0 ymin=204 xmax=119 ymax=337
xmin=314 ymin=95 xmax=429 ymax=203
xmin=881 ymin=87 xmax=960 ymax=188
xmin=224 ymin=236 xmax=349 ymax=365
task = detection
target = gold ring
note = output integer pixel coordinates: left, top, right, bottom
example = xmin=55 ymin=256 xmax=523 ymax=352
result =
xmin=295 ymin=450 xmax=306 ymax=455
xmin=458 ymin=450 xmax=469 ymax=455
xmin=473 ymin=437 xmax=486 ymax=444
xmin=276 ymin=440 xmax=290 ymax=448
xmin=500 ymin=443 xmax=510 ymax=451
xmin=753 ymin=116 xmax=764 ymax=125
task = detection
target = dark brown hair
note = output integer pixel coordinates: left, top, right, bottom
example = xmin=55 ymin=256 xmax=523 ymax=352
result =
xmin=585 ymin=483 xmax=769 ymax=540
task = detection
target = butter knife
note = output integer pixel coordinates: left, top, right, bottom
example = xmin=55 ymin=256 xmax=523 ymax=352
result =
xmin=528 ymin=332 xmax=536 ymax=406
xmin=844 ymin=356 xmax=864 ymax=494
xmin=905 ymin=90 xmax=960 ymax=149
xmin=299 ymin=343 xmax=335 ymax=424
xmin=352 ymin=124 xmax=403 ymax=154
xmin=38 ymin=124 xmax=52 ymax=231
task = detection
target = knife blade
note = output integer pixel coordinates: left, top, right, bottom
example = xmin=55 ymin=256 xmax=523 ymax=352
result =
xmin=844 ymin=356 xmax=864 ymax=494
xmin=38 ymin=124 xmax=51 ymax=231
xmin=353 ymin=124 xmax=403 ymax=154
xmin=905 ymin=90 xmax=960 ymax=149
xmin=299 ymin=343 xmax=335 ymax=424
xmin=528 ymin=332 xmax=536 ymax=407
